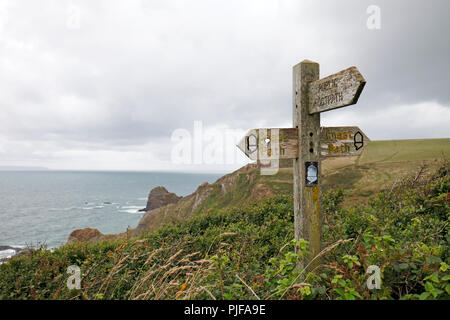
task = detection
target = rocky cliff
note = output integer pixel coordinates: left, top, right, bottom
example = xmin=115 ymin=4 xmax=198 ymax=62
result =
xmin=132 ymin=163 xmax=292 ymax=234
xmin=143 ymin=186 xmax=181 ymax=211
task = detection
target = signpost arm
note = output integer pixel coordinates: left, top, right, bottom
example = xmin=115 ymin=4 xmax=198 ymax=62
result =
xmin=293 ymin=60 xmax=321 ymax=270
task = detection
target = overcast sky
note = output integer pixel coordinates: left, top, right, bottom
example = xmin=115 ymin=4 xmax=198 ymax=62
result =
xmin=0 ymin=0 xmax=449 ymax=172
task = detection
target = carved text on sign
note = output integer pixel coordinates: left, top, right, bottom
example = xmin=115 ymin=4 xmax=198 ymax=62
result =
xmin=308 ymin=67 xmax=366 ymax=114
xmin=320 ymin=126 xmax=370 ymax=157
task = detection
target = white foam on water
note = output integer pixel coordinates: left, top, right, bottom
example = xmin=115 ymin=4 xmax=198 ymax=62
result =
xmin=119 ymin=209 xmax=140 ymax=214
xmin=0 ymin=249 xmax=16 ymax=260
xmin=48 ymin=206 xmax=78 ymax=212
xmin=8 ymin=245 xmax=26 ymax=249
xmin=118 ymin=206 xmax=143 ymax=214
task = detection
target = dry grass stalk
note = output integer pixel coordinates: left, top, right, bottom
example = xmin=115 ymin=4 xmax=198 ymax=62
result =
xmin=236 ymin=274 xmax=260 ymax=300
xmin=220 ymin=232 xmax=237 ymax=237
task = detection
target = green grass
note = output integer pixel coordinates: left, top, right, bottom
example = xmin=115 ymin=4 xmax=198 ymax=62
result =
xmin=323 ymin=167 xmax=364 ymax=192
xmin=359 ymin=138 xmax=450 ymax=164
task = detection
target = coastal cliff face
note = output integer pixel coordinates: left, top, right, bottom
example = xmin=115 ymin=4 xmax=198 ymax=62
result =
xmin=133 ymin=163 xmax=292 ymax=234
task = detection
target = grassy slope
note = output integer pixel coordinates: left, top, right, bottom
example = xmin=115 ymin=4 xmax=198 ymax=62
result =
xmin=359 ymin=138 xmax=450 ymax=164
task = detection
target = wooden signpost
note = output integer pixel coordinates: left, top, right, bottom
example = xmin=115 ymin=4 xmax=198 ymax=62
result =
xmin=237 ymin=60 xmax=369 ymax=269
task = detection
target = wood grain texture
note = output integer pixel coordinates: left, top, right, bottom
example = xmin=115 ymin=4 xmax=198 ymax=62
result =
xmin=308 ymin=66 xmax=366 ymax=114
xmin=293 ymin=60 xmax=321 ymax=270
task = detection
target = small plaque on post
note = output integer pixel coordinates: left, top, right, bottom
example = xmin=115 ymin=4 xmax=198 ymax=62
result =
xmin=305 ymin=162 xmax=319 ymax=187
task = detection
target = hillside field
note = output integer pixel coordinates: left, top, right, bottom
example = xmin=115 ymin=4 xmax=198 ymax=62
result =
xmin=358 ymin=138 xmax=450 ymax=164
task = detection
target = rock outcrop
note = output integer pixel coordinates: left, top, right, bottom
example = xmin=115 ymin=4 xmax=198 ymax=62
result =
xmin=144 ymin=186 xmax=181 ymax=211
xmin=66 ymin=227 xmax=129 ymax=244
xmin=67 ymin=228 xmax=104 ymax=243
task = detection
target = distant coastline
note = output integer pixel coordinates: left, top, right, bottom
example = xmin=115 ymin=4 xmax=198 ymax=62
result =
xmin=0 ymin=166 xmax=49 ymax=171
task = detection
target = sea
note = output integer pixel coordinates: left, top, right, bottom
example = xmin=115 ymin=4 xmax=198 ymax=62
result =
xmin=0 ymin=171 xmax=222 ymax=259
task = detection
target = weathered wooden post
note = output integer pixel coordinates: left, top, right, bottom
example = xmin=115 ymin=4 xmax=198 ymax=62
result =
xmin=237 ymin=59 xmax=368 ymax=270
xmin=293 ymin=60 xmax=321 ymax=269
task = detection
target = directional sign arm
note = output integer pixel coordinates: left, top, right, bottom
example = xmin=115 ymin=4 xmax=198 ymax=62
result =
xmin=319 ymin=126 xmax=370 ymax=157
xmin=308 ymin=67 xmax=366 ymax=114
xmin=237 ymin=128 xmax=298 ymax=160
xmin=237 ymin=126 xmax=370 ymax=159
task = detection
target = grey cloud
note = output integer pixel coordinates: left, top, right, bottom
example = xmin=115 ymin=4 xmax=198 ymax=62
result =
xmin=0 ymin=0 xmax=448 ymax=170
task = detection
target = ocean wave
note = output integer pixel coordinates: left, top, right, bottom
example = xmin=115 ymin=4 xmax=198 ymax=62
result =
xmin=0 ymin=245 xmax=26 ymax=249
xmin=49 ymin=204 xmax=107 ymax=211
xmin=119 ymin=209 xmax=141 ymax=214
xmin=48 ymin=206 xmax=78 ymax=212
xmin=0 ymin=249 xmax=16 ymax=260
xmin=82 ymin=205 xmax=105 ymax=210
xmin=118 ymin=205 xmax=143 ymax=214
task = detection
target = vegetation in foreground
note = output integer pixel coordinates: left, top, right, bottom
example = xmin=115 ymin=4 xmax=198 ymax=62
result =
xmin=0 ymin=162 xmax=448 ymax=300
